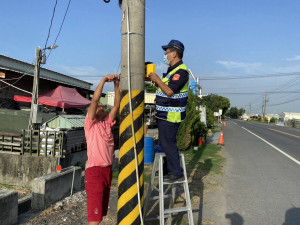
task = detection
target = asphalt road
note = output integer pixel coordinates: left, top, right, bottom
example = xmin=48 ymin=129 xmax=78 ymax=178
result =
xmin=208 ymin=120 xmax=300 ymax=225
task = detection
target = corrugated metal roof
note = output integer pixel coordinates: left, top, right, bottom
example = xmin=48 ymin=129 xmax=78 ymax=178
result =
xmin=0 ymin=54 xmax=92 ymax=90
xmin=62 ymin=115 xmax=85 ymax=128
xmin=46 ymin=115 xmax=85 ymax=129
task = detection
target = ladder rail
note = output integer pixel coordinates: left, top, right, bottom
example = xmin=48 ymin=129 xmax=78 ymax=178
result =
xmin=144 ymin=153 xmax=194 ymax=225
xmin=181 ymin=154 xmax=194 ymax=225
xmin=159 ymin=155 xmax=165 ymax=225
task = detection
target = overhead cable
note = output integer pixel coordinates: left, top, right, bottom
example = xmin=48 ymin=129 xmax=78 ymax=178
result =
xmin=44 ymin=0 xmax=58 ymax=50
xmin=47 ymin=0 xmax=72 ymax=60
xmin=200 ymin=72 xmax=300 ymax=80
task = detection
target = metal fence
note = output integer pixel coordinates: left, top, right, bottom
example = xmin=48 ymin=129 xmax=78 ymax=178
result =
xmin=0 ymin=130 xmax=65 ymax=157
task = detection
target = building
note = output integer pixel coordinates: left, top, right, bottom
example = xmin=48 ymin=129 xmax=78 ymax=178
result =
xmin=279 ymin=112 xmax=300 ymax=121
xmin=0 ymin=54 xmax=93 ymax=103
xmin=0 ymin=55 xmax=95 ymax=186
xmin=0 ymin=54 xmax=95 ymax=133
xmin=106 ymin=91 xmax=156 ymax=107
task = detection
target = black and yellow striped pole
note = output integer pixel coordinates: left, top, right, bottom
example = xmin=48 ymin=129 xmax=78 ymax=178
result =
xmin=117 ymin=0 xmax=145 ymax=224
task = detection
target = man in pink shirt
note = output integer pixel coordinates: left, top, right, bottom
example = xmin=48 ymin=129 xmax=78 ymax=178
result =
xmin=84 ymin=74 xmax=120 ymax=225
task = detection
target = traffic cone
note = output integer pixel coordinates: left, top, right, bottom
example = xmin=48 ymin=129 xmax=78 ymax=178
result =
xmin=198 ymin=138 xmax=203 ymax=146
xmin=224 ymin=122 xmax=227 ymax=127
xmin=218 ymin=131 xmax=224 ymax=145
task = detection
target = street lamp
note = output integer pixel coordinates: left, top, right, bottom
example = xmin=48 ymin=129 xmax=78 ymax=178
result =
xmin=45 ymin=44 xmax=58 ymax=50
xmin=28 ymin=45 xmax=58 ymax=130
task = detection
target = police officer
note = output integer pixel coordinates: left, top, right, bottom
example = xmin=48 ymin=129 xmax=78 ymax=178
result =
xmin=148 ymin=39 xmax=189 ymax=182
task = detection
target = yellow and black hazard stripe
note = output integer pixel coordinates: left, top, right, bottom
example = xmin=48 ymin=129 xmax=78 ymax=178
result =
xmin=117 ymin=90 xmax=144 ymax=225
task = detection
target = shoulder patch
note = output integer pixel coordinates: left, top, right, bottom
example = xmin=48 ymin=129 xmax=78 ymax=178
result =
xmin=172 ymin=74 xmax=180 ymax=81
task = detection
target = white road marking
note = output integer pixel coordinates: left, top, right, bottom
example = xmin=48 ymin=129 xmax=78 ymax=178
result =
xmin=242 ymin=127 xmax=300 ymax=166
xmin=232 ymin=121 xmax=237 ymax=125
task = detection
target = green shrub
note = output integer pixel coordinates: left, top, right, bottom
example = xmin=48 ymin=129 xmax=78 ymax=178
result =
xmin=177 ymin=90 xmax=206 ymax=151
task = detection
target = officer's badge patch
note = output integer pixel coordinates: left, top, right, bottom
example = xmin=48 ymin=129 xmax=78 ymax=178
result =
xmin=172 ymin=74 xmax=180 ymax=81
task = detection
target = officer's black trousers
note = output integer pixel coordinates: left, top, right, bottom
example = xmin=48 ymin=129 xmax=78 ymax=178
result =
xmin=157 ymin=118 xmax=183 ymax=176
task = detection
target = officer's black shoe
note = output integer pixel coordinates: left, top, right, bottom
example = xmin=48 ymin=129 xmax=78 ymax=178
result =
xmin=164 ymin=174 xmax=184 ymax=183
xmin=155 ymin=170 xmax=168 ymax=177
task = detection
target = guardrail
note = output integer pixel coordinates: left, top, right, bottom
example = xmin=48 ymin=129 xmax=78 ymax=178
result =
xmin=0 ymin=130 xmax=66 ymax=157
xmin=0 ymin=132 xmax=22 ymax=155
xmin=22 ymin=129 xmax=65 ymax=157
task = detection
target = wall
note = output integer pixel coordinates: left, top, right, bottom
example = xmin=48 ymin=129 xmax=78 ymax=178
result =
xmin=0 ymin=151 xmax=87 ymax=187
xmin=0 ymin=154 xmax=57 ymax=187
xmin=0 ymin=108 xmax=56 ymax=133
xmin=31 ymin=166 xmax=82 ymax=210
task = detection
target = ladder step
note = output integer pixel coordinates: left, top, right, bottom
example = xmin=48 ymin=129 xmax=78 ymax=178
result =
xmin=144 ymin=153 xmax=194 ymax=224
xmin=150 ymin=194 xmax=172 ymax=201
xmin=145 ymin=214 xmax=169 ymax=221
xmin=163 ymin=179 xmax=186 ymax=185
xmin=165 ymin=206 xmax=190 ymax=214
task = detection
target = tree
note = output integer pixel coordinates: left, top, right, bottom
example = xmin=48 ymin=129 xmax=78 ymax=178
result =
xmin=177 ymin=90 xmax=206 ymax=151
xmin=238 ymin=108 xmax=245 ymax=117
xmin=205 ymin=107 xmax=215 ymax=128
xmin=145 ymin=82 xmax=156 ymax=93
xmin=229 ymin=107 xmax=239 ymax=118
xmin=200 ymin=94 xmax=230 ymax=116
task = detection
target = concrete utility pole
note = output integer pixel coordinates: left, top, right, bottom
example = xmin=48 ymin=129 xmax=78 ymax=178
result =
xmin=117 ymin=0 xmax=145 ymax=224
xmin=29 ymin=47 xmax=42 ymax=130
xmin=262 ymin=93 xmax=268 ymax=120
xmin=249 ymin=103 xmax=251 ymax=115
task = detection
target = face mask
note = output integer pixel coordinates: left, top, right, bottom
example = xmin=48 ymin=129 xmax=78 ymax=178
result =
xmin=163 ymin=54 xmax=170 ymax=65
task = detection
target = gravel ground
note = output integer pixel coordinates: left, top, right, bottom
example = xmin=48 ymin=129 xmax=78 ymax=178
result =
xmin=19 ymin=181 xmax=119 ymax=225
xmin=17 ymin=130 xmax=222 ymax=225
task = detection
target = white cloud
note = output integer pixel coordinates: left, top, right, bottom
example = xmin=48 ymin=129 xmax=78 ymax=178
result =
xmin=286 ymin=55 xmax=300 ymax=61
xmin=155 ymin=62 xmax=168 ymax=75
xmin=216 ymin=60 xmax=261 ymax=69
xmin=58 ymin=65 xmax=103 ymax=76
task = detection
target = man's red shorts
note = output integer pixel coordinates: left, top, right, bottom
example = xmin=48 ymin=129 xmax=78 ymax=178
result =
xmin=85 ymin=166 xmax=112 ymax=222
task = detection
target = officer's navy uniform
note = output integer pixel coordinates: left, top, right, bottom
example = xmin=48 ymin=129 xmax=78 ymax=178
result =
xmin=155 ymin=59 xmax=189 ymax=177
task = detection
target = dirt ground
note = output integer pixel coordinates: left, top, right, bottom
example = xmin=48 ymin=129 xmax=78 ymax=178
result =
xmin=18 ymin=171 xmax=220 ymax=224
xmin=17 ymin=143 xmax=224 ymax=225
xmin=19 ymin=180 xmax=119 ymax=225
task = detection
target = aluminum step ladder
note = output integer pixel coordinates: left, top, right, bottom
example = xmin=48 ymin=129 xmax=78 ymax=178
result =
xmin=144 ymin=153 xmax=194 ymax=225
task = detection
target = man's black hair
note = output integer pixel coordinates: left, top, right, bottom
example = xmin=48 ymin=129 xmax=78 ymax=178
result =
xmin=169 ymin=47 xmax=183 ymax=59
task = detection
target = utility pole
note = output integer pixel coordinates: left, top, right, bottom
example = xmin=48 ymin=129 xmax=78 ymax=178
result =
xmin=28 ymin=45 xmax=57 ymax=130
xmin=249 ymin=103 xmax=252 ymax=115
xmin=262 ymin=93 xmax=268 ymax=120
xmin=118 ymin=0 xmax=145 ymax=224
xmin=28 ymin=47 xmax=42 ymax=130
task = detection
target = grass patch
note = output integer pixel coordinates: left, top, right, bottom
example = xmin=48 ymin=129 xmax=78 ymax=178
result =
xmin=210 ymin=126 xmax=222 ymax=133
xmin=0 ymin=183 xmax=31 ymax=198
xmin=183 ymin=144 xmax=225 ymax=175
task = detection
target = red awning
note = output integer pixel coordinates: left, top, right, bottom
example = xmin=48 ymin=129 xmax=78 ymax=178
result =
xmin=13 ymin=85 xmax=91 ymax=108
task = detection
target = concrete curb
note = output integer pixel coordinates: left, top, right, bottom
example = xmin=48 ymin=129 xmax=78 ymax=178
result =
xmin=0 ymin=190 xmax=18 ymax=225
xmin=31 ymin=166 xmax=82 ymax=211
xmin=18 ymin=194 xmax=32 ymax=215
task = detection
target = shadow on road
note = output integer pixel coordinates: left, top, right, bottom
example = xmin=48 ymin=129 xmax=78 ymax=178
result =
xmin=283 ymin=207 xmax=300 ymax=225
xmin=225 ymin=212 xmax=244 ymax=225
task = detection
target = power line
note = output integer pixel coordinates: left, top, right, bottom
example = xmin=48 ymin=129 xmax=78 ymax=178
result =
xmin=47 ymin=0 xmax=72 ymax=60
xmin=0 ymin=79 xmax=31 ymax=94
xmin=44 ymin=0 xmax=58 ymax=49
xmin=200 ymin=72 xmax=300 ymax=81
xmin=70 ymin=75 xmax=107 ymax=78
xmin=267 ymin=76 xmax=300 ymax=103
xmin=212 ymin=91 xmax=300 ymax=95
xmin=268 ymin=95 xmax=300 ymax=106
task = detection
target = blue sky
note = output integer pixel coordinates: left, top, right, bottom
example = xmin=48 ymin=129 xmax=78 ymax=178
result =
xmin=1 ymin=0 xmax=300 ymax=114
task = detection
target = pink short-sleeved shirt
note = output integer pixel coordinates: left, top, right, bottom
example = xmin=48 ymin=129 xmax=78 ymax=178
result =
xmin=84 ymin=113 xmax=116 ymax=168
